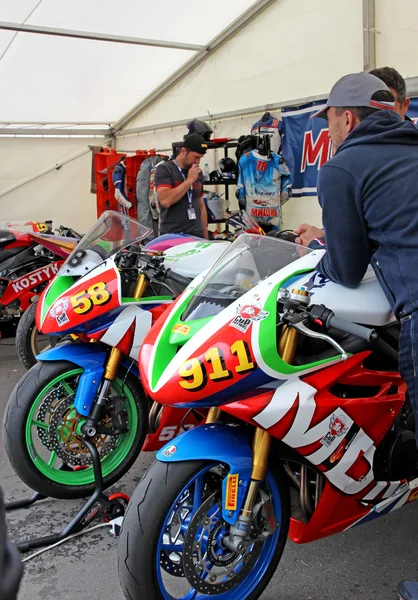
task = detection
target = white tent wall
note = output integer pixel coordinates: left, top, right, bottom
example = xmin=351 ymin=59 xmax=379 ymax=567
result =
xmin=0 ymin=138 xmax=101 ymax=233
xmin=121 ymin=0 xmax=364 ymax=129
xmin=117 ymin=0 xmax=365 ymax=229
xmin=375 ymin=0 xmax=418 ymax=75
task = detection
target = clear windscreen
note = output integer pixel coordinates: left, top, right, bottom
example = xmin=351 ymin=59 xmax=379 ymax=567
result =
xmin=182 ymin=234 xmax=312 ymax=321
xmin=58 ymin=211 xmax=151 ymax=276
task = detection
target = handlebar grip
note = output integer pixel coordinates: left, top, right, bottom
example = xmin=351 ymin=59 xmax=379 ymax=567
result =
xmin=328 ymin=315 xmax=377 ymax=342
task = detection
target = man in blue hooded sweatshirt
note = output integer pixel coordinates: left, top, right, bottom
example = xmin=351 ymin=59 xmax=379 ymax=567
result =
xmin=294 ymin=72 xmax=418 ymax=597
xmin=294 ymin=71 xmax=418 ymax=442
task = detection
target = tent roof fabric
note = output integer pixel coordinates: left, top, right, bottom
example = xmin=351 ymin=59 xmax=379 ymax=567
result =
xmin=0 ymin=0 xmax=257 ymax=127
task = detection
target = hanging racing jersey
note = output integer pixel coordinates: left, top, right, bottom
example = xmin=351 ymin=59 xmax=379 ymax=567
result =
xmin=237 ymin=150 xmax=292 ymax=230
xmin=251 ymin=113 xmax=281 ymax=154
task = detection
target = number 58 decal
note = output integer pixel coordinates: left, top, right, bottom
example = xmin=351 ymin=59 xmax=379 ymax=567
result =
xmin=178 ymin=340 xmax=256 ymax=392
xmin=70 ymin=281 xmax=112 ymax=315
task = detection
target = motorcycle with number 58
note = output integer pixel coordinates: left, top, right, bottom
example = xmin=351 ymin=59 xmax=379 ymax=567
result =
xmin=3 ymin=212 xmax=229 ymax=499
xmin=117 ymin=233 xmax=415 ymax=600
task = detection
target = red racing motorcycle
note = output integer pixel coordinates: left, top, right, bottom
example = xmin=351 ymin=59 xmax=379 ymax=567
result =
xmin=117 ymin=233 xmax=414 ymax=600
xmin=0 ymin=221 xmax=79 ymax=327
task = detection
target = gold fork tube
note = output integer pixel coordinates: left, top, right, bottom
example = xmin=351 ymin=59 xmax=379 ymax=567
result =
xmin=250 ymin=428 xmax=272 ymax=482
xmin=206 ymin=407 xmax=221 ymax=424
xmin=133 ymin=273 xmax=148 ymax=299
xmin=104 ymin=347 xmax=123 ymax=381
xmin=102 ymin=273 xmax=148 ymax=380
xmin=278 ymin=325 xmax=299 ymax=364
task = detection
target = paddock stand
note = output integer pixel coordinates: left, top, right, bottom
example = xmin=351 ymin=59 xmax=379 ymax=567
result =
xmin=5 ymin=438 xmax=129 ymax=553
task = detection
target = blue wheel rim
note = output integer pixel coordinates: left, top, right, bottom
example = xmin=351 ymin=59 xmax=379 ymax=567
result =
xmin=155 ymin=463 xmax=282 ymax=600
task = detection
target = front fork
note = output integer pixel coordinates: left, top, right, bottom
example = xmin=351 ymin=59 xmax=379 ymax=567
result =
xmin=83 ymin=274 xmax=148 ymax=437
xmin=219 ymin=323 xmax=299 ymax=552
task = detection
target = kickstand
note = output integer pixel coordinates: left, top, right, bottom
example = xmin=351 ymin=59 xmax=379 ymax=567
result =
xmin=6 ymin=438 xmax=127 ymax=553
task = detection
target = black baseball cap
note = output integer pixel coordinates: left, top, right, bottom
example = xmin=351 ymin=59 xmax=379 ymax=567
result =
xmin=311 ymin=72 xmax=395 ymax=119
xmin=182 ymin=134 xmax=208 ymax=154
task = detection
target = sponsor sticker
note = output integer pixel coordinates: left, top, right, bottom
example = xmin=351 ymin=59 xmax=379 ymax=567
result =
xmin=230 ymin=315 xmax=252 ymax=333
xmin=56 ymin=311 xmax=70 ymax=327
xmin=172 ymin=324 xmax=191 ymax=336
xmin=230 ymin=296 xmax=269 ymax=332
xmin=161 ymin=444 xmax=177 ymax=457
xmin=320 ymin=413 xmax=348 ymax=448
xmin=225 ymin=474 xmax=239 ymax=511
xmin=50 ymin=298 xmax=69 ymax=318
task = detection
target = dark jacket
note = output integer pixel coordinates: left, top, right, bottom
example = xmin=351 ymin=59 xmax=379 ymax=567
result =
xmin=313 ymin=110 xmax=418 ymax=317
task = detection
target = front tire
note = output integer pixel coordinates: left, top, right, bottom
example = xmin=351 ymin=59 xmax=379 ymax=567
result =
xmin=3 ymin=360 xmax=148 ymax=499
xmin=118 ymin=459 xmax=290 ymax=600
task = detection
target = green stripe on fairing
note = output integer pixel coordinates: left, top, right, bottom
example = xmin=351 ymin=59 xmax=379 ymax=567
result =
xmin=122 ymin=296 xmax=172 ymax=303
xmin=41 ymin=275 xmax=75 ymax=321
xmin=258 ymin=269 xmax=342 ymax=374
xmin=25 ymin=369 xmax=138 ymax=486
xmin=151 ymin=287 xmax=202 ymax=389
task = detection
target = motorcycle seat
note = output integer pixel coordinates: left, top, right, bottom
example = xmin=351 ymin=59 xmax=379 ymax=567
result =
xmin=0 ymin=230 xmax=16 ymax=250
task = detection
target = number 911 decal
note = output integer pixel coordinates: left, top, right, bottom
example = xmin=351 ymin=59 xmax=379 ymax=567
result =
xmin=178 ymin=340 xmax=256 ymax=392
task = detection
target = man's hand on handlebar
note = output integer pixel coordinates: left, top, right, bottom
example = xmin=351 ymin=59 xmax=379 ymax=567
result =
xmin=294 ymin=223 xmax=325 ymax=247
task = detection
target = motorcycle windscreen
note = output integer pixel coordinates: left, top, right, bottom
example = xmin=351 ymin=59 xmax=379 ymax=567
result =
xmin=57 ymin=211 xmax=151 ymax=277
xmin=182 ymin=234 xmax=312 ymax=322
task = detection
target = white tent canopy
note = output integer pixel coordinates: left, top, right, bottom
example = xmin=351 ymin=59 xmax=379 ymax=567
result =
xmin=0 ymin=0 xmax=256 ymax=127
xmin=1 ymin=0 xmax=418 ymax=233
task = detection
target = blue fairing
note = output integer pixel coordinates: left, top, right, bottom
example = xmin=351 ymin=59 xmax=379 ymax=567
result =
xmin=157 ymin=423 xmax=253 ymax=524
xmin=37 ymin=343 xmax=107 ymax=416
xmin=37 ymin=344 xmax=139 ymax=418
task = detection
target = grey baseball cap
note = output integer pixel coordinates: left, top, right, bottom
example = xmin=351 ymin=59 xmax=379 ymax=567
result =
xmin=311 ymin=72 xmax=395 ymax=119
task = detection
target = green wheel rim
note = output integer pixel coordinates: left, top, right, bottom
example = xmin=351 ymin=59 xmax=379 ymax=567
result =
xmin=25 ymin=368 xmax=138 ymax=486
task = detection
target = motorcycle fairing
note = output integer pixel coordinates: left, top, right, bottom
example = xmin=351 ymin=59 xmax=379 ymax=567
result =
xmin=1 ymin=260 xmax=63 ymax=312
xmin=157 ymin=423 xmax=253 ymax=525
xmin=140 ymin=249 xmax=347 ymax=407
xmin=39 ymin=260 xmax=121 ymax=334
xmin=163 ymin=241 xmax=229 ymax=279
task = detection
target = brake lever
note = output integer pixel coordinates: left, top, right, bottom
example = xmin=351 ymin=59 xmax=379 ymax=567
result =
xmin=288 ymin=319 xmax=349 ymax=361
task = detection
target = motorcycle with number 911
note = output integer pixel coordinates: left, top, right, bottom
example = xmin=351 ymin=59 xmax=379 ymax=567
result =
xmin=116 ymin=233 xmax=416 ymax=600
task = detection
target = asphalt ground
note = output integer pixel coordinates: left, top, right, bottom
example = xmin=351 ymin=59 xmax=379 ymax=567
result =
xmin=1 ymin=330 xmax=418 ymax=600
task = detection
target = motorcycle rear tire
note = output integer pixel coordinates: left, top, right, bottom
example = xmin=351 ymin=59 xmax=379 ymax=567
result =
xmin=15 ymin=300 xmax=42 ymax=370
xmin=3 ymin=360 xmax=148 ymax=499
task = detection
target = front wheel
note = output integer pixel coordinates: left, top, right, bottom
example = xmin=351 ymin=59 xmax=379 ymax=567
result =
xmin=3 ymin=360 xmax=148 ymax=499
xmin=118 ymin=459 xmax=289 ymax=600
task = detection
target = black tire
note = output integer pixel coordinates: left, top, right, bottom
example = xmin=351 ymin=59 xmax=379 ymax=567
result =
xmin=3 ymin=360 xmax=148 ymax=499
xmin=118 ymin=459 xmax=290 ymax=600
xmin=15 ymin=300 xmax=48 ymax=370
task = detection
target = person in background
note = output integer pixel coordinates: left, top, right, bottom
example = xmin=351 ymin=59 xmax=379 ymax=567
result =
xmin=369 ymin=66 xmax=410 ymax=120
xmin=112 ymin=157 xmax=132 ymax=214
xmin=155 ymin=134 xmax=209 ymax=239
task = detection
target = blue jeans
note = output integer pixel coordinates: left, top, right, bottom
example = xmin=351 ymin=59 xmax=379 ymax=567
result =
xmin=399 ymin=311 xmax=418 ymax=446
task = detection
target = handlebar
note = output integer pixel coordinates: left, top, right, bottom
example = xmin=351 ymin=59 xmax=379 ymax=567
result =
xmin=327 ymin=315 xmax=377 ymax=342
xmin=305 ymin=304 xmax=378 ymax=343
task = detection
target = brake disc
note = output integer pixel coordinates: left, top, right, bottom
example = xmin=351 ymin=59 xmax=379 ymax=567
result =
xmin=182 ymin=492 xmax=262 ymax=595
xmin=35 ymin=385 xmax=117 ymax=467
xmin=160 ymin=471 xmax=225 ymax=579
